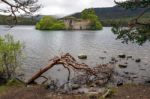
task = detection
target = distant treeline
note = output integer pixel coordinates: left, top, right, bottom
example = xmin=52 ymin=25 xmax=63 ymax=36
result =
xmin=70 ymin=6 xmax=150 ymax=26
xmin=0 ymin=15 xmax=37 ymax=25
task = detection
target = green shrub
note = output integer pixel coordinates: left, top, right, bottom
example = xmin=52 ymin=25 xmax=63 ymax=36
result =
xmin=0 ymin=34 xmax=23 ymax=79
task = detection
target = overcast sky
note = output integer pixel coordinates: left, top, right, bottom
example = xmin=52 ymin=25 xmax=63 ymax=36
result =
xmin=0 ymin=0 xmax=117 ymax=17
xmin=37 ymin=0 xmax=116 ymax=16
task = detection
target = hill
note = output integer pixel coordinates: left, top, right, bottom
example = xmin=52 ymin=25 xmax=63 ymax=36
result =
xmin=69 ymin=6 xmax=150 ymax=26
xmin=70 ymin=6 xmax=150 ymax=20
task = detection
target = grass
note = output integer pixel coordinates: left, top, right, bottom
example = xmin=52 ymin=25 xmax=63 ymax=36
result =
xmin=0 ymin=78 xmax=25 ymax=94
xmin=99 ymin=87 xmax=118 ymax=99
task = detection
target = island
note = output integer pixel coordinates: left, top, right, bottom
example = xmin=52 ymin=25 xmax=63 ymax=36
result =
xmin=35 ymin=9 xmax=103 ymax=30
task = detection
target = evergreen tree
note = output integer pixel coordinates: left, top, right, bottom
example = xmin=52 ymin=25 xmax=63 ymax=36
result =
xmin=112 ymin=0 xmax=150 ymax=45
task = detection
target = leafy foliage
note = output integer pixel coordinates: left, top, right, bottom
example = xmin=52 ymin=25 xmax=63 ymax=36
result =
xmin=81 ymin=9 xmax=103 ymax=30
xmin=112 ymin=0 xmax=150 ymax=45
xmin=115 ymin=0 xmax=150 ymax=9
xmin=112 ymin=24 xmax=150 ymax=45
xmin=0 ymin=34 xmax=23 ymax=79
xmin=36 ymin=16 xmax=66 ymax=30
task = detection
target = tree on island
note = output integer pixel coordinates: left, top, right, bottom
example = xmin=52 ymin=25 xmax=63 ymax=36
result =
xmin=112 ymin=0 xmax=150 ymax=45
xmin=81 ymin=8 xmax=103 ymax=30
xmin=35 ymin=16 xmax=66 ymax=30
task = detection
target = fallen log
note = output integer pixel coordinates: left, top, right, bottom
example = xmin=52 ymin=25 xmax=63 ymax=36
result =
xmin=26 ymin=58 xmax=59 ymax=84
xmin=26 ymin=53 xmax=95 ymax=84
xmin=27 ymin=53 xmax=113 ymax=86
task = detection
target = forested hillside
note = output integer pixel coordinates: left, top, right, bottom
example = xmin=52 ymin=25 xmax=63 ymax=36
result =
xmin=70 ymin=6 xmax=150 ymax=26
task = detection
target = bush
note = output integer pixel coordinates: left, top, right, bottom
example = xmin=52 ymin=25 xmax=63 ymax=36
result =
xmin=0 ymin=34 xmax=23 ymax=79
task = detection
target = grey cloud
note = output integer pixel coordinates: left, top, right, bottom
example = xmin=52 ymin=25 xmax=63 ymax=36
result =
xmin=38 ymin=0 xmax=115 ymax=16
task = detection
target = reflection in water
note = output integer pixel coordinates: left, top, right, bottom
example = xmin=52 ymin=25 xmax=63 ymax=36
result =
xmin=0 ymin=26 xmax=150 ymax=84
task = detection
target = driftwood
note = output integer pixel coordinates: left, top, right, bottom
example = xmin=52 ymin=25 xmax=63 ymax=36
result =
xmin=27 ymin=53 xmax=112 ymax=85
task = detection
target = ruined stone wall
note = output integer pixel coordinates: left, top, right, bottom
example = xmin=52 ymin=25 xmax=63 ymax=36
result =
xmin=63 ymin=19 xmax=91 ymax=30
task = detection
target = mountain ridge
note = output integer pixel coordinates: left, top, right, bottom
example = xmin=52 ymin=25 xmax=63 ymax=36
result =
xmin=68 ymin=6 xmax=150 ymax=20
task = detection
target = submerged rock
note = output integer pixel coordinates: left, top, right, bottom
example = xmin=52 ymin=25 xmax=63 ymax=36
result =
xmin=111 ymin=57 xmax=116 ymax=61
xmin=103 ymin=51 xmax=107 ymax=53
xmin=127 ymin=56 xmax=132 ymax=59
xmin=78 ymin=54 xmax=87 ymax=59
xmin=99 ymin=56 xmax=106 ymax=60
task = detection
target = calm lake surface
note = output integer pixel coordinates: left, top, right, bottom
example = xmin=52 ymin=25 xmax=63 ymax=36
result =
xmin=0 ymin=25 xmax=150 ymax=84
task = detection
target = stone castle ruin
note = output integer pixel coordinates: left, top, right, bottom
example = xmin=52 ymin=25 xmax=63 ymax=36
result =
xmin=62 ymin=17 xmax=91 ymax=30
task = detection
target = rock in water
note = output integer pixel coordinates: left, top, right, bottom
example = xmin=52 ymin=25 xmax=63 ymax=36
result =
xmin=135 ymin=58 xmax=141 ymax=63
xmin=78 ymin=54 xmax=87 ymax=59
xmin=118 ymin=54 xmax=126 ymax=58
xmin=118 ymin=64 xmax=127 ymax=68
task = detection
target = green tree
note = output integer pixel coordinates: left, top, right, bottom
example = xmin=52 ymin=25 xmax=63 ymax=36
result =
xmin=36 ymin=16 xmax=66 ymax=30
xmin=81 ymin=9 xmax=103 ymax=30
xmin=0 ymin=34 xmax=23 ymax=79
xmin=81 ymin=9 xmax=96 ymax=19
xmin=50 ymin=21 xmax=66 ymax=30
xmin=112 ymin=0 xmax=150 ymax=45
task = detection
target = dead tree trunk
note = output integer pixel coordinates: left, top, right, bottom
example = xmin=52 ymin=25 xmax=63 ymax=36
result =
xmin=27 ymin=57 xmax=60 ymax=84
xmin=27 ymin=53 xmax=97 ymax=84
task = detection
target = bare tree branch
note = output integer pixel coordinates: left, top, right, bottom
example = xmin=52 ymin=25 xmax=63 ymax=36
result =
xmin=0 ymin=0 xmax=40 ymax=24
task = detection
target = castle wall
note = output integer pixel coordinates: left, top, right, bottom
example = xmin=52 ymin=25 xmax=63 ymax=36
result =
xmin=63 ymin=19 xmax=91 ymax=30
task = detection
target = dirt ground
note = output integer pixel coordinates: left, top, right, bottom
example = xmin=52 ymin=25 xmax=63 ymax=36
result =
xmin=109 ymin=84 xmax=150 ymax=99
xmin=0 ymin=84 xmax=150 ymax=99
